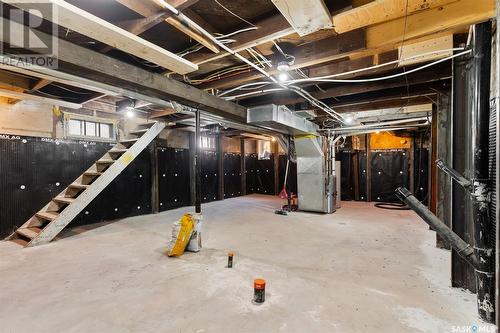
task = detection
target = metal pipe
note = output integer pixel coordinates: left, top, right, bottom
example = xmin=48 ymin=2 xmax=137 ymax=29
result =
xmin=470 ymin=22 xmax=495 ymax=323
xmin=395 ymin=187 xmax=480 ymax=268
xmin=195 ymin=109 xmax=202 ymax=213
xmin=435 ymin=159 xmax=472 ymax=189
xmin=496 ymin=0 xmax=500 ymax=324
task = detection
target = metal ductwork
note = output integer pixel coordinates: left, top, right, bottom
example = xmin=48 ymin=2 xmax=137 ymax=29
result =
xmin=247 ymin=104 xmax=319 ymax=136
xmin=295 ymin=136 xmax=335 ymax=214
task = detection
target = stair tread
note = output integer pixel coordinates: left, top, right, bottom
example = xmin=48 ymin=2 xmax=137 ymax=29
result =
xmin=96 ymin=159 xmax=115 ymax=164
xmin=16 ymin=227 xmax=42 ymax=240
xmin=83 ymin=171 xmax=102 ymax=176
xmin=53 ymin=196 xmax=75 ymax=204
xmin=130 ymin=129 xmax=149 ymax=135
xmin=109 ymin=148 xmax=128 ymax=153
xmin=68 ymin=183 xmax=89 ymax=189
xmin=120 ymin=138 xmax=139 ymax=144
xmin=36 ymin=211 xmax=59 ymax=221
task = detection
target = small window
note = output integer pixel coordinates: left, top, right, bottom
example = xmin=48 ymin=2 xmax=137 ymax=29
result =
xmin=200 ymin=136 xmax=216 ymax=150
xmin=258 ymin=140 xmax=272 ymax=160
xmin=68 ymin=119 xmax=82 ymax=136
xmin=65 ymin=115 xmax=116 ymax=142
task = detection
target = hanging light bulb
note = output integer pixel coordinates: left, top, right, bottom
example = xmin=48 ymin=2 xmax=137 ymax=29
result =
xmin=278 ymin=71 xmax=288 ymax=82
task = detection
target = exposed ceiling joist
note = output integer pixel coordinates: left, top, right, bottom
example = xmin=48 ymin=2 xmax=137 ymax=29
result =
xmin=0 ymin=88 xmax=82 ymax=109
xmin=201 ymin=0 xmax=493 ymax=90
xmin=0 ymin=70 xmax=32 ymax=90
xmin=117 ymin=0 xmax=219 ymax=53
xmin=0 ymin=18 xmax=246 ymax=122
xmin=271 ymin=0 xmax=333 ymax=36
xmin=29 ymin=79 xmax=52 ymax=92
xmin=200 ymin=29 xmax=366 ymax=90
xmin=186 ymin=0 xmax=456 ymax=67
xmin=7 ymin=0 xmax=198 ymax=74
xmin=244 ymin=65 xmax=451 ymax=106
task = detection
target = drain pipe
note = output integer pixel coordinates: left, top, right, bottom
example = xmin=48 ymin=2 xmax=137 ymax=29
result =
xmin=395 ymin=187 xmax=480 ymax=268
xmin=470 ymin=22 xmax=495 ymax=323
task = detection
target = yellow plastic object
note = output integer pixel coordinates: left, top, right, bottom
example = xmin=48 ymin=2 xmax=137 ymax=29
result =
xmin=167 ymin=214 xmax=194 ymax=257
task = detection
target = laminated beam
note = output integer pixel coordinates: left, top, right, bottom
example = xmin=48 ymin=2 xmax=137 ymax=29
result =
xmin=6 ymin=0 xmax=198 ymax=74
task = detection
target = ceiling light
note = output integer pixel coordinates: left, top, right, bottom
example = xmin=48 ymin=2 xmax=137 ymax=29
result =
xmin=126 ymin=109 xmax=135 ymax=118
xmin=277 ymin=61 xmax=290 ymax=72
xmin=278 ymin=72 xmax=288 ymax=82
xmin=344 ymin=116 xmax=354 ymax=124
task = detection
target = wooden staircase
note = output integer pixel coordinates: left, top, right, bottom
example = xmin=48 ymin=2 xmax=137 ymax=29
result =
xmin=9 ymin=121 xmax=166 ymax=247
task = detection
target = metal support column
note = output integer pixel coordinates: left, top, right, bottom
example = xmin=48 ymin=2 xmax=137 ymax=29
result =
xmin=217 ymin=134 xmax=224 ymax=200
xmin=194 ymin=110 xmax=201 ymax=214
xmin=241 ymin=138 xmax=247 ymax=196
xmin=470 ymin=22 xmax=495 ymax=323
xmin=150 ymin=139 xmax=159 ymax=214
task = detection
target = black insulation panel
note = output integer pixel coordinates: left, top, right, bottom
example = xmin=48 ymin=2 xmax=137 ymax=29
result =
xmin=201 ymin=150 xmax=219 ymax=203
xmin=0 ymin=135 xmax=151 ymax=239
xmin=245 ymin=154 xmax=257 ymax=194
xmin=254 ymin=154 xmax=275 ymax=195
xmin=358 ymin=151 xmax=368 ymax=201
xmin=336 ymin=152 xmax=355 ymax=201
xmin=278 ymin=154 xmax=297 ymax=195
xmin=223 ymin=152 xmax=242 ymax=198
xmin=158 ymin=147 xmax=191 ymax=211
xmin=414 ymin=147 xmax=429 ymax=203
xmin=370 ymin=150 xmax=409 ymax=203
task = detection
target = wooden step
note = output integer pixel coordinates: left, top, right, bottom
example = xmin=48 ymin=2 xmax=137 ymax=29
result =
xmin=16 ymin=227 xmax=42 ymax=240
xmin=137 ymin=121 xmax=157 ymax=128
xmin=36 ymin=211 xmax=59 ymax=221
xmin=108 ymin=148 xmax=128 ymax=154
xmin=120 ymin=138 xmax=138 ymax=145
xmin=53 ymin=197 xmax=75 ymax=205
xmin=68 ymin=183 xmax=89 ymax=190
xmin=83 ymin=171 xmax=102 ymax=177
xmin=96 ymin=159 xmax=115 ymax=165
xmin=130 ymin=129 xmax=148 ymax=136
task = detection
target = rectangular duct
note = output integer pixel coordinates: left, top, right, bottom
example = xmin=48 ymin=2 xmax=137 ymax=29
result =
xmin=247 ymin=104 xmax=319 ymax=135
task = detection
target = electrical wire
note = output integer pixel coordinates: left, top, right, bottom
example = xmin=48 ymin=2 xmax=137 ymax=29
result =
xmin=213 ymin=0 xmax=256 ymax=27
xmin=286 ymin=48 xmax=466 ymax=84
xmin=285 ymin=50 xmax=471 ymax=84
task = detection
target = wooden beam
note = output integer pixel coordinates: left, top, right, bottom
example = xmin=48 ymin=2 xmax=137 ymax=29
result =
xmin=118 ymin=0 xmax=219 ymax=53
xmin=30 ymin=79 xmax=52 ymax=91
xmin=186 ymin=0 xmax=456 ymax=67
xmin=198 ymin=0 xmax=493 ymax=90
xmin=0 ymin=19 xmax=246 ymax=121
xmin=332 ymin=0 xmax=457 ymax=34
xmin=271 ymin=0 xmax=332 ymax=36
xmin=0 ymin=70 xmax=32 ymax=90
xmin=243 ymin=65 xmax=451 ymax=106
xmin=7 ymin=0 xmax=197 ymax=74
xmin=0 ymin=88 xmax=82 ymax=108
xmin=199 ymin=29 xmax=366 ymax=90
xmin=366 ymin=0 xmax=495 ymax=49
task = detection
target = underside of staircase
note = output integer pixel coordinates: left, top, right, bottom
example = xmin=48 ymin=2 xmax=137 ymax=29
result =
xmin=9 ymin=121 xmax=166 ymax=247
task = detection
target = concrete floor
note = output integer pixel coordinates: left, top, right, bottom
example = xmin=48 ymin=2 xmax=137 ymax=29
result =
xmin=0 ymin=195 xmax=493 ymax=333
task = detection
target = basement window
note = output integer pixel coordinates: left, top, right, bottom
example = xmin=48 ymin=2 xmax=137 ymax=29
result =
xmin=258 ymin=140 xmax=272 ymax=160
xmin=65 ymin=114 xmax=116 ymax=142
xmin=200 ymin=136 xmax=216 ymax=150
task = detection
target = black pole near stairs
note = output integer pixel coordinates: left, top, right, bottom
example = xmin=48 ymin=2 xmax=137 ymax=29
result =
xmin=195 ymin=108 xmax=202 ymax=214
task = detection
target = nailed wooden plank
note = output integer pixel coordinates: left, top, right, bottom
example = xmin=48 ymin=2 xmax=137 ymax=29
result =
xmin=0 ymin=70 xmax=32 ymax=90
xmin=0 ymin=87 xmax=82 ymax=108
xmin=271 ymin=0 xmax=332 ymax=36
xmin=7 ymin=0 xmax=197 ymax=74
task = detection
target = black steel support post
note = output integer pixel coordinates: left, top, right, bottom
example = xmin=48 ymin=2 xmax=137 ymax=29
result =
xmin=194 ymin=109 xmax=201 ymax=214
xmin=470 ymin=22 xmax=495 ymax=322
xmin=286 ymin=135 xmax=292 ymax=212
